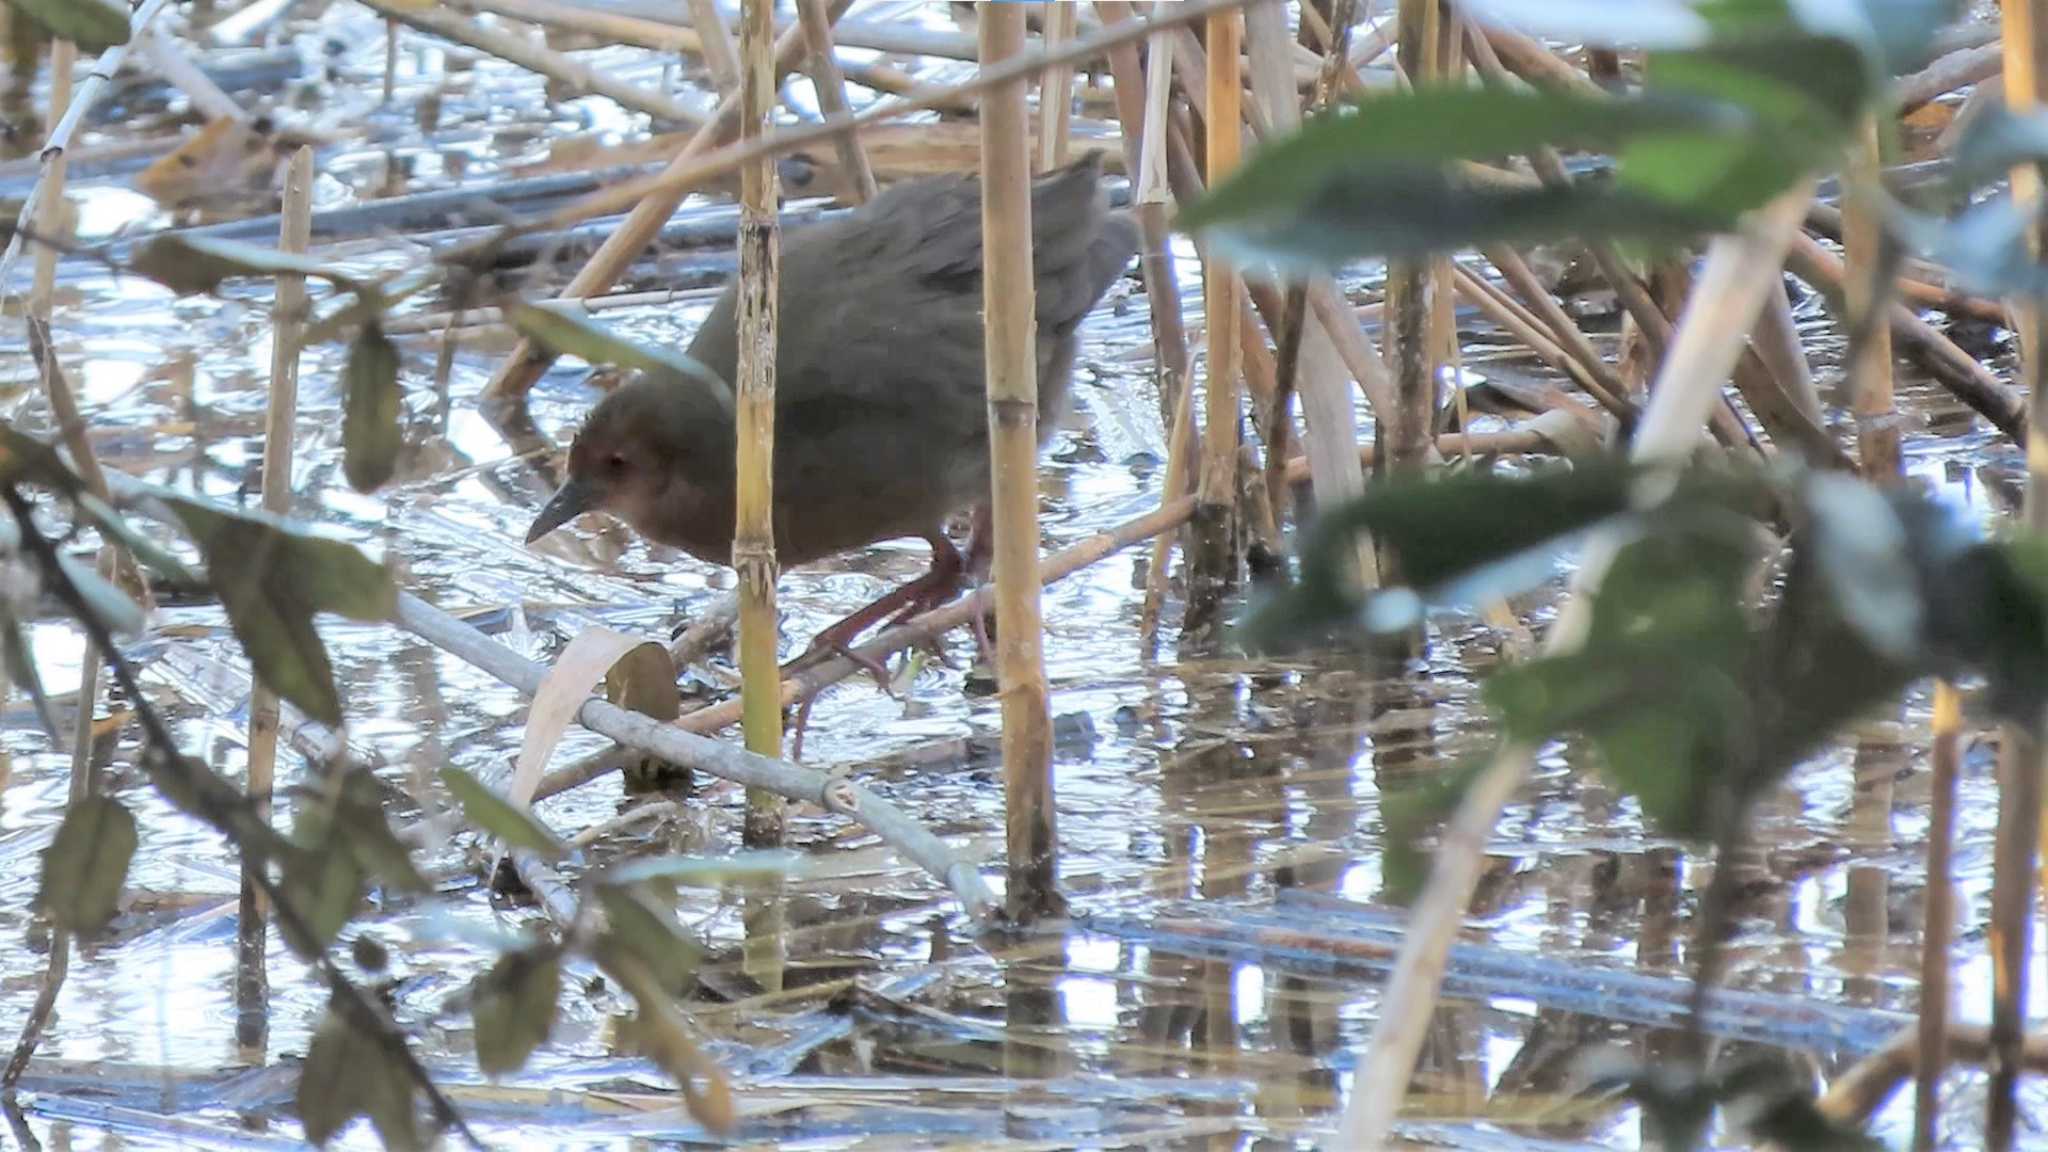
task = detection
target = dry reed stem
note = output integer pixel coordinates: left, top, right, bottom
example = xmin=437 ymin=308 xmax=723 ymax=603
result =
xmin=362 ymin=0 xmax=710 ymax=127
xmin=735 ymin=0 xmax=784 ymax=846
xmin=3 ymin=40 xmax=82 ymax=1092
xmin=1990 ymin=5 xmax=2048 ymax=1145
xmin=1785 ymin=231 xmax=2027 ymax=441
xmin=685 ymin=0 xmax=741 ymax=90
xmin=0 ymin=0 xmax=175 ymax=300
xmin=1916 ymin=681 xmax=1963 ymax=1150
xmin=1186 ymin=7 xmax=1245 ymax=628
xmin=1242 ymin=0 xmax=1375 ymax=581
xmin=237 ymin=145 xmax=315 ymax=1050
xmin=481 ymin=0 xmax=839 ymax=401
xmin=1847 ymin=119 xmax=1901 ymax=481
xmin=1038 ymin=1 xmax=1078 ymax=172
xmin=1338 ymin=184 xmax=1817 ymax=1150
xmin=796 ymin=0 xmax=877 ymax=201
xmin=533 ymin=0 xmax=1254 ymax=235
xmin=980 ymin=4 xmax=1058 ymax=921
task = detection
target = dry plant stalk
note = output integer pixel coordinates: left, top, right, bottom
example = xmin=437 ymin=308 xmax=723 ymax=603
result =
xmin=980 ymin=3 xmax=1059 ymax=921
xmin=4 ymin=39 xmax=81 ymax=1091
xmin=796 ymin=0 xmax=877 ymax=201
xmin=482 ymin=1 xmax=842 ymax=401
xmin=1384 ymin=0 xmax=1442 ymax=480
xmin=1338 ymin=184 xmax=1817 ymax=1150
xmin=686 ymin=0 xmax=741 ymax=90
xmin=238 ymin=145 xmax=316 ymax=1051
xmin=362 ymin=0 xmax=709 ymax=127
xmin=1847 ymin=127 xmax=1897 ymax=477
xmin=1038 ymin=0 xmax=1078 ymax=172
xmin=1916 ymin=680 xmax=1963 ymax=1150
xmin=1186 ymin=7 xmax=1244 ymax=629
xmin=1989 ymin=4 xmax=2048 ymax=1146
xmin=735 ymin=0 xmax=784 ymax=846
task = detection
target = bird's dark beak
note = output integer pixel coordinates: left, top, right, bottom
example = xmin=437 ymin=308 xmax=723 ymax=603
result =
xmin=527 ymin=478 xmax=597 ymax=543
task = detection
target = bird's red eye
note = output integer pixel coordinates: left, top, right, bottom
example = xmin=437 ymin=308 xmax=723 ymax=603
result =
xmin=606 ymin=452 xmax=628 ymax=474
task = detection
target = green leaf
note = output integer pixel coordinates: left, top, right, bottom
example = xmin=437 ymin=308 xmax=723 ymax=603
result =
xmin=1947 ymin=105 xmax=2048 ymax=190
xmin=1245 ymin=461 xmax=1645 ymax=648
xmin=129 ymin=235 xmax=362 ymax=298
xmin=279 ymin=845 xmax=364 ymax=957
xmin=472 ymin=947 xmax=562 ymax=1077
xmin=438 ymin=767 xmax=565 ymax=860
xmin=297 ymin=1009 xmax=427 ymax=1150
xmin=159 ymin=493 xmax=395 ymax=726
xmin=1184 ymin=87 xmax=1751 ymax=268
xmin=595 ymin=882 xmax=704 ymax=995
xmin=343 ymin=323 xmax=402 ymax=493
xmin=335 ymin=769 xmax=430 ymax=894
xmin=38 ymin=796 xmax=137 ymax=936
xmin=13 ymin=0 xmax=129 ymax=51
xmin=55 ymin=551 xmax=143 ymax=636
xmin=1893 ymin=195 xmax=2048 ymax=300
xmin=508 ymin=302 xmax=732 ymax=399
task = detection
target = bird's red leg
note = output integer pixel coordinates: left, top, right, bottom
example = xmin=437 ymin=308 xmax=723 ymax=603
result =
xmin=786 ymin=532 xmax=965 ymax=678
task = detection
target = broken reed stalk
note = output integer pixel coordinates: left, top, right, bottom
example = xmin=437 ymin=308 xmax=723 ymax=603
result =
xmin=734 ymin=0 xmax=783 ymax=847
xmin=1038 ymin=1 xmax=1078 ymax=173
xmin=535 ymin=497 xmax=1198 ymax=799
xmin=3 ymin=40 xmax=83 ymax=1091
xmin=796 ymin=0 xmax=877 ymax=201
xmin=980 ymin=4 xmax=1059 ymax=922
xmin=1990 ymin=5 xmax=2048 ymax=1146
xmin=1338 ymin=184 xmax=1818 ymax=1150
xmin=481 ymin=0 xmax=846 ymax=401
xmin=1185 ymin=6 xmax=1244 ymax=634
xmin=386 ymin=591 xmax=994 ymax=916
xmin=361 ymin=0 xmax=709 ymax=127
xmin=238 ymin=145 xmax=315 ymax=1053
xmin=1916 ymin=680 xmax=1962 ymax=1151
xmin=0 ymin=0 xmax=175 ymax=298
xmin=1115 ymin=20 xmax=1190 ymax=645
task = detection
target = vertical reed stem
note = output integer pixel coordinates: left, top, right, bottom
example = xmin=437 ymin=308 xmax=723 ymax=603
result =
xmin=735 ymin=0 xmax=783 ymax=846
xmin=1916 ymin=681 xmax=1962 ymax=1151
xmin=1847 ymin=118 xmax=1899 ymax=476
xmin=981 ymin=2 xmax=1059 ymax=921
xmin=1038 ymin=0 xmax=1078 ymax=172
xmin=238 ymin=145 xmax=315 ymax=1053
xmin=1385 ymin=0 xmax=1438 ymax=481
xmin=1185 ymin=6 xmax=1242 ymax=633
xmin=1990 ymin=5 xmax=2048 ymax=1146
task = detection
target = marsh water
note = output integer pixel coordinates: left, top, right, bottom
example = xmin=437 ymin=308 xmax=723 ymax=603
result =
xmin=0 ymin=1 xmax=2040 ymax=1148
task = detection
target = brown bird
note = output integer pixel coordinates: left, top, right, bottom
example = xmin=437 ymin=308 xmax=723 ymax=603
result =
xmin=527 ymin=151 xmax=1140 ymax=665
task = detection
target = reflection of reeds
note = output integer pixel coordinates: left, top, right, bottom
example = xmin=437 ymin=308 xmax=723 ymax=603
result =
xmin=735 ymin=0 xmax=783 ymax=848
xmin=980 ymin=2 xmax=1057 ymax=922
